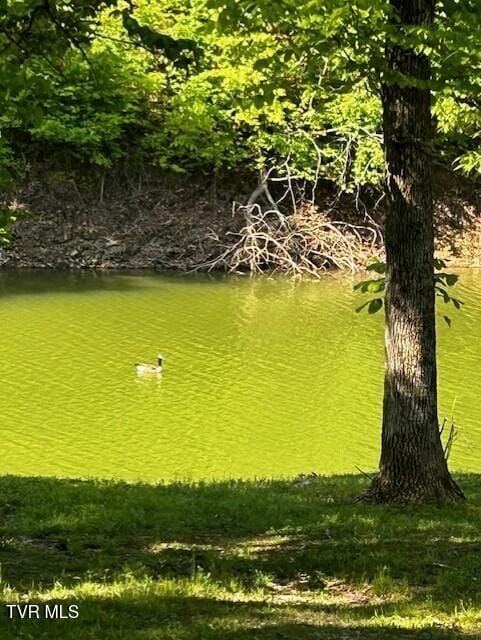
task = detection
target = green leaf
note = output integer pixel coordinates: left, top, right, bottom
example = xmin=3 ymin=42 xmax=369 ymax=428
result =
xmin=452 ymin=298 xmax=464 ymax=310
xmin=354 ymin=278 xmax=385 ymax=293
xmin=367 ymin=279 xmax=385 ymax=293
xmin=366 ymin=261 xmax=387 ymax=274
xmin=443 ymin=315 xmax=452 ymax=327
xmin=368 ymin=298 xmax=383 ymax=314
xmin=437 ymin=272 xmax=459 ymax=287
xmin=444 ymin=273 xmax=459 ymax=287
xmin=436 ymin=286 xmax=450 ymax=304
xmin=434 ymin=258 xmax=447 ymax=270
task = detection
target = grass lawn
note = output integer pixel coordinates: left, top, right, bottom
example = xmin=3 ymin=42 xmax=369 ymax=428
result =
xmin=0 ymin=473 xmax=480 ymax=639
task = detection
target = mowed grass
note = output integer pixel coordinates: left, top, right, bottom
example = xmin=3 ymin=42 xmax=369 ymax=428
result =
xmin=0 ymin=474 xmax=480 ymax=639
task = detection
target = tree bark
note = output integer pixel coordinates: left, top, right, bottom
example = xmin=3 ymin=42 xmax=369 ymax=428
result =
xmin=363 ymin=0 xmax=464 ymax=503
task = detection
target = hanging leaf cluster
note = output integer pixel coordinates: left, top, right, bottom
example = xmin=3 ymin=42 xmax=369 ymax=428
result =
xmin=354 ymin=258 xmax=464 ymax=326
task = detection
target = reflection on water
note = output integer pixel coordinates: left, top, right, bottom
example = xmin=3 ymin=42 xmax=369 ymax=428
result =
xmin=0 ymin=269 xmax=480 ymax=481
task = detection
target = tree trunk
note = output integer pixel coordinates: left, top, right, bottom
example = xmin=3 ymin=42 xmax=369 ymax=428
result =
xmin=364 ymin=0 xmax=464 ymax=503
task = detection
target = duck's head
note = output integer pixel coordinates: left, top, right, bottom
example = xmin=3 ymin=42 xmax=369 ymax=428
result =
xmin=157 ymin=354 xmax=164 ymax=366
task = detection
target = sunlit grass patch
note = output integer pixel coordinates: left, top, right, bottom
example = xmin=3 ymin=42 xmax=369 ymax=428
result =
xmin=0 ymin=474 xmax=480 ymax=638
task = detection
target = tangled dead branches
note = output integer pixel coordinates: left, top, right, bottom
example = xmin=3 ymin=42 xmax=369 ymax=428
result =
xmin=193 ymin=160 xmax=385 ymax=276
xmin=196 ymin=201 xmax=383 ymax=277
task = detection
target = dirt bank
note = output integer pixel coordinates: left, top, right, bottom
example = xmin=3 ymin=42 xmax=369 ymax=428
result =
xmin=1 ymin=167 xmax=480 ymax=271
xmin=0 ymin=169 xmax=249 ymax=270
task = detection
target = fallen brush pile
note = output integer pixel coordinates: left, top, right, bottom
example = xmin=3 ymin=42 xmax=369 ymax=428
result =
xmin=197 ymin=202 xmax=384 ymax=276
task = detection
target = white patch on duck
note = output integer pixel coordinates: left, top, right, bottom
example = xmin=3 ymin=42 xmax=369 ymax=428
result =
xmin=135 ymin=354 xmax=163 ymax=375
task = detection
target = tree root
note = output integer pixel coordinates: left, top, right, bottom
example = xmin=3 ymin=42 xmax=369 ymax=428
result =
xmin=356 ymin=472 xmax=466 ymax=505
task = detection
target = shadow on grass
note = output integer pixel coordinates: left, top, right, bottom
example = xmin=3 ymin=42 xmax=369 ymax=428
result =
xmin=0 ymin=473 xmax=480 ymax=638
xmin=0 ymin=593 xmax=478 ymax=640
xmin=1 ymin=600 xmax=477 ymax=640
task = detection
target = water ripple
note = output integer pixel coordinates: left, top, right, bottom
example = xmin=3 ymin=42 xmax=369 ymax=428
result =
xmin=0 ymin=270 xmax=479 ymax=481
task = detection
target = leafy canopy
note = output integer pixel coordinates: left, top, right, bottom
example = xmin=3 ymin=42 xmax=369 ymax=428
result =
xmin=0 ymin=0 xmax=479 ymax=199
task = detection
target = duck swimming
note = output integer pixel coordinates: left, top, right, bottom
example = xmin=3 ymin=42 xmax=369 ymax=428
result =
xmin=135 ymin=354 xmax=163 ymax=375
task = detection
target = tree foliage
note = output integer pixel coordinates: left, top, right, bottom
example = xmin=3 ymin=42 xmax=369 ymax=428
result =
xmin=0 ymin=0 xmax=479 ymax=194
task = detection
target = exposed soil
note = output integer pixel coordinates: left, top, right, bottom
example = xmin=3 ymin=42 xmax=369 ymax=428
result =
xmin=1 ymin=166 xmax=480 ymax=271
xmin=0 ymin=169 xmax=249 ymax=270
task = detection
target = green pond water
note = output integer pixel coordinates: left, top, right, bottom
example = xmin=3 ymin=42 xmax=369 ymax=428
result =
xmin=1 ymin=269 xmax=480 ymax=482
